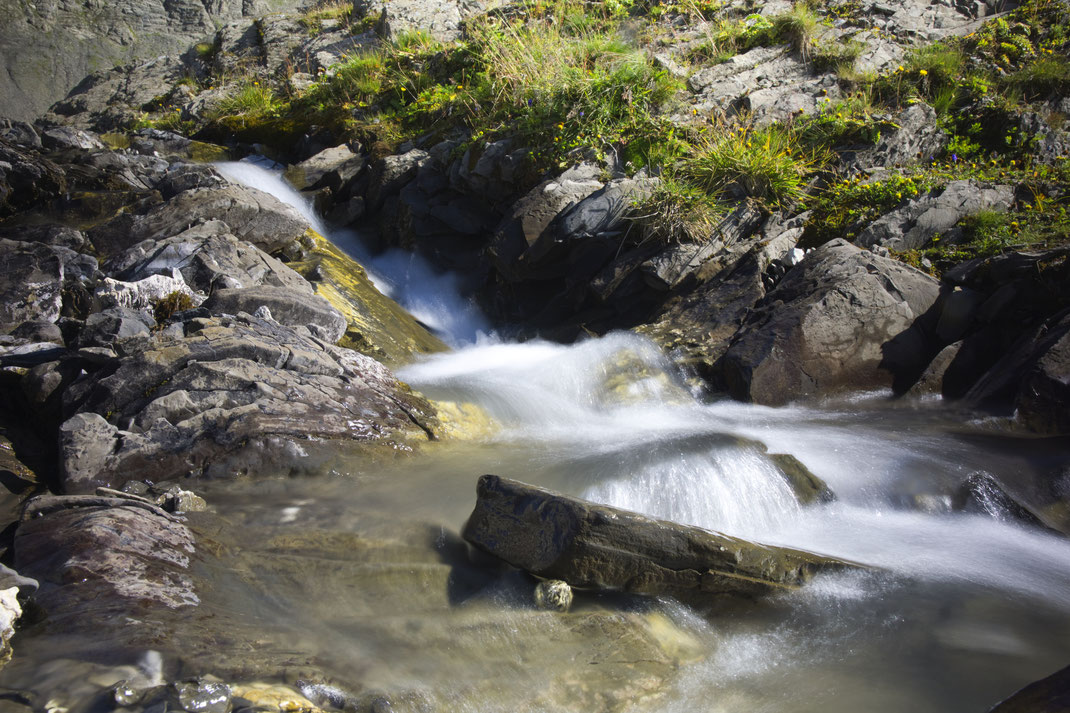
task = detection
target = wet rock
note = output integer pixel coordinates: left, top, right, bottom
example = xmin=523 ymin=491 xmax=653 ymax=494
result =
xmin=203 ymin=285 xmax=348 ymax=344
xmin=908 ymin=341 xmax=961 ymax=396
xmin=1014 ymin=315 xmax=1070 ymax=436
xmin=287 ymin=233 xmax=447 ymax=364
xmin=952 ymin=472 xmax=1051 ymax=531
xmin=57 ymin=312 xmax=437 ymax=492
xmin=463 ymin=475 xmax=863 ymax=600
xmin=533 ymin=580 xmax=573 ymax=612
xmin=15 ymin=497 xmax=198 ymax=623
xmin=768 ymin=453 xmax=835 ymax=504
xmin=856 ymin=180 xmax=1015 ymax=252
xmin=175 ymin=679 xmax=232 ymax=713
xmin=986 ymin=663 xmax=1070 ymax=712
xmin=366 ymin=149 xmax=428 ymax=210
xmin=721 ymin=239 xmax=942 ymax=404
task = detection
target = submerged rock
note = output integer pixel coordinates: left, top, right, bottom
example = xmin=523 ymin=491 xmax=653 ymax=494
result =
xmin=463 ymin=475 xmax=863 ymax=600
xmin=986 ymin=662 xmax=1070 ymax=712
xmin=533 ymin=580 xmax=573 ymax=612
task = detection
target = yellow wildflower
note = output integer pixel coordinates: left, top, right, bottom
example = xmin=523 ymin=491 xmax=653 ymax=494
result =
xmin=918 ymin=69 xmax=928 ymax=76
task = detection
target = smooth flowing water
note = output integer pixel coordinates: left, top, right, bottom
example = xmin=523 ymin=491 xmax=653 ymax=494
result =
xmin=15 ymin=160 xmax=1065 ymax=712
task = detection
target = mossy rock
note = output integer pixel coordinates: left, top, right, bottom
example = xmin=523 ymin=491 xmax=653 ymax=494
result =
xmin=768 ymin=453 xmax=836 ymax=505
xmin=426 ymin=399 xmax=498 ymax=440
xmin=289 ymin=229 xmax=447 ymax=366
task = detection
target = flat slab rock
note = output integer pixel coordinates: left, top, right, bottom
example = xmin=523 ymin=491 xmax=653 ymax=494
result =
xmin=462 ymin=475 xmax=863 ymax=599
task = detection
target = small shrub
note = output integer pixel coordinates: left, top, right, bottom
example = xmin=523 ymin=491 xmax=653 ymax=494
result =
xmin=1006 ymin=55 xmax=1070 ymax=100
xmin=154 ymin=291 xmax=195 ymax=324
xmin=629 ymin=176 xmax=722 ymax=244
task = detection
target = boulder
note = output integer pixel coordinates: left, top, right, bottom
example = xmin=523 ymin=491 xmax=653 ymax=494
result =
xmin=462 ymin=475 xmax=862 ymax=600
xmin=88 ymin=183 xmax=310 ymax=258
xmin=856 ymin=180 xmax=1015 ymax=252
xmin=14 ymin=497 xmax=199 ymax=632
xmin=0 ymin=239 xmax=98 ymax=332
xmin=0 ymin=138 xmax=68 ymax=217
xmin=203 ymin=285 xmax=348 ymax=343
xmin=108 ymin=221 xmax=313 ymax=296
xmin=357 ymin=0 xmax=485 ymax=42
xmin=721 ymin=239 xmax=943 ymax=404
xmin=76 ymin=307 xmax=155 ymax=348
xmin=57 ymin=312 xmax=438 ymax=493
xmin=285 ymin=144 xmax=365 ymax=192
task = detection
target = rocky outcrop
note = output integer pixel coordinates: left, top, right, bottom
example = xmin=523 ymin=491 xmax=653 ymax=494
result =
xmin=856 ymin=180 xmax=1016 ymax=252
xmin=354 ymin=0 xmax=489 ymax=42
xmin=54 ymin=311 xmax=438 ymax=493
xmin=0 ymin=240 xmax=98 ymax=333
xmin=462 ymin=475 xmax=862 ymax=600
xmin=721 ymin=239 xmax=943 ymax=404
xmin=0 ymin=0 xmax=310 ymax=123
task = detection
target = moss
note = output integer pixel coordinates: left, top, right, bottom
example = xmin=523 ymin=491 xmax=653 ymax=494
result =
xmin=288 ymin=230 xmax=448 ymax=365
xmin=153 ymin=291 xmax=195 ymax=324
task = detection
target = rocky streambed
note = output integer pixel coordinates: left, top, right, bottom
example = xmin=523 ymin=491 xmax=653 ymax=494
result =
xmin=1 ymin=0 xmax=1070 ymax=704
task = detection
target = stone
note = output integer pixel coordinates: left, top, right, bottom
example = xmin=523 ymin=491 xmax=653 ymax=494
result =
xmin=77 ymin=307 xmax=156 ymax=348
xmin=986 ymin=663 xmax=1070 ymax=713
xmin=202 ymin=285 xmax=348 ymax=344
xmin=847 ymin=103 xmax=947 ymax=171
xmin=0 ymin=138 xmax=68 ymax=218
xmin=768 ymin=453 xmax=835 ymax=504
xmin=358 ymin=0 xmax=484 ymax=42
xmin=14 ymin=497 xmax=199 ymax=621
xmin=175 ymin=680 xmax=232 ymax=713
xmin=88 ymin=183 xmax=310 ymax=258
xmin=721 ymin=239 xmax=943 ymax=404
xmin=57 ymin=313 xmax=438 ymax=492
xmin=856 ymin=180 xmax=1015 ymax=252
xmin=109 ymin=221 xmax=314 ymax=296
xmin=286 ymin=144 xmax=365 ymax=192
xmin=462 ymin=475 xmax=863 ymax=600
xmin=952 ymin=472 xmax=1052 ymax=531
xmin=1010 ymin=314 xmax=1070 ymax=436
xmin=0 ymin=239 xmax=98 ymax=332
xmin=534 ymin=580 xmax=573 ymax=612
xmin=40 ymin=127 xmax=105 ymax=152
xmin=96 ymin=274 xmax=205 ymax=312
xmin=366 ymin=149 xmax=428 ymax=210
xmin=488 ymin=163 xmax=603 ymax=280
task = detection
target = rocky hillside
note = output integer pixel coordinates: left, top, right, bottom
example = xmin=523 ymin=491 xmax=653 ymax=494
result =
xmin=0 ymin=0 xmax=313 ymax=122
xmin=22 ymin=0 xmax=1068 ymax=426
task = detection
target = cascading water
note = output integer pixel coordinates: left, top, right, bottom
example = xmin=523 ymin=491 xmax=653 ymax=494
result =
xmin=214 ymin=159 xmax=491 ymax=346
xmin=190 ymin=161 xmax=1070 ymax=712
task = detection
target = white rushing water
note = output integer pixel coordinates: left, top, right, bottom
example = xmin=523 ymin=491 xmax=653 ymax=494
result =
xmin=214 ymin=158 xmax=1070 ymax=713
xmin=215 ymin=159 xmax=491 ymax=346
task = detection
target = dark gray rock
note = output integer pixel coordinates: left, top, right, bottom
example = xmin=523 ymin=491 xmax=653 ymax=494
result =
xmin=77 ymin=307 xmax=155 ymax=348
xmin=286 ymin=144 xmax=365 ymax=192
xmin=488 ymin=163 xmax=603 ymax=281
xmin=463 ymin=475 xmax=862 ymax=600
xmin=203 ymin=285 xmax=347 ymax=343
xmin=366 ymin=149 xmax=428 ymax=210
xmin=57 ymin=312 xmax=438 ymax=492
xmin=0 ymin=239 xmax=98 ymax=332
xmin=88 ymin=183 xmax=310 ymax=258
xmin=109 ymin=221 xmax=314 ymax=296
xmin=721 ymin=239 xmax=943 ymax=404
xmin=985 ymin=663 xmax=1070 ymax=713
xmin=0 ymin=138 xmax=68 ymax=218
xmin=14 ymin=497 xmax=198 ymax=628
xmin=40 ymin=127 xmax=104 ymax=152
xmin=952 ymin=472 xmax=1052 ymax=531
xmin=769 ymin=453 xmax=835 ymax=504
xmin=1015 ymin=316 xmax=1070 ymax=436
xmin=856 ymin=180 xmax=1015 ymax=252
xmin=0 ymin=120 xmax=41 ymax=149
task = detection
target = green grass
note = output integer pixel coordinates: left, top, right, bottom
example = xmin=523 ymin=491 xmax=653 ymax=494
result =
xmin=682 ymin=122 xmax=830 ymax=208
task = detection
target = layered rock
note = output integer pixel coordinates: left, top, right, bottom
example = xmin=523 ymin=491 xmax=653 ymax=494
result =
xmin=54 ymin=311 xmax=438 ymax=493
xmin=721 ymin=239 xmax=943 ymax=404
xmin=463 ymin=475 xmax=861 ymax=600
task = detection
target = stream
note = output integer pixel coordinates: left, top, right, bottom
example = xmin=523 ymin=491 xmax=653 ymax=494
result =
xmin=6 ymin=161 xmax=1068 ymax=712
